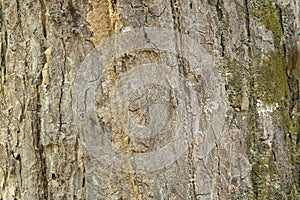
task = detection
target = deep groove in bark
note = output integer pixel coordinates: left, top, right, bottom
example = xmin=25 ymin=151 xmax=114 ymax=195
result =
xmin=58 ymin=39 xmax=66 ymax=132
xmin=277 ymin=5 xmax=287 ymax=61
xmin=0 ymin=23 xmax=7 ymax=84
xmin=34 ymin=2 xmax=48 ymax=196
xmin=188 ymin=145 xmax=197 ymax=199
xmin=40 ymin=0 xmax=47 ymax=38
xmin=34 ymin=84 xmax=48 ymax=200
xmin=244 ymin=0 xmax=251 ymax=49
xmin=216 ymin=0 xmax=226 ymax=57
xmin=170 ymin=0 xmax=182 ymax=32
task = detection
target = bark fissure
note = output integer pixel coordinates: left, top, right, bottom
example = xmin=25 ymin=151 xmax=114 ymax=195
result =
xmin=32 ymin=2 xmax=48 ymax=197
xmin=277 ymin=5 xmax=287 ymax=61
xmin=216 ymin=0 xmax=226 ymax=57
xmin=170 ymin=0 xmax=182 ymax=33
xmin=33 ymin=85 xmax=48 ymax=199
xmin=216 ymin=143 xmax=221 ymax=199
xmin=3 ymin=133 xmax=9 ymax=191
xmin=15 ymin=153 xmax=22 ymax=189
xmin=244 ymin=0 xmax=251 ymax=48
xmin=59 ymin=39 xmax=66 ymax=132
xmin=188 ymin=145 xmax=197 ymax=199
xmin=39 ymin=0 xmax=47 ymax=39
xmin=0 ymin=27 xmax=7 ymax=85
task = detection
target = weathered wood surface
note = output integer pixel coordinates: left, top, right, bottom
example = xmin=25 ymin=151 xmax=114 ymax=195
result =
xmin=0 ymin=0 xmax=300 ymax=199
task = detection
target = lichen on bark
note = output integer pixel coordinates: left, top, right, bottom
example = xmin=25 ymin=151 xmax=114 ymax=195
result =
xmin=246 ymin=0 xmax=300 ymax=198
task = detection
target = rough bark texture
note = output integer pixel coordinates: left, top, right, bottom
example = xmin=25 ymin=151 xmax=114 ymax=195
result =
xmin=0 ymin=0 xmax=300 ymax=199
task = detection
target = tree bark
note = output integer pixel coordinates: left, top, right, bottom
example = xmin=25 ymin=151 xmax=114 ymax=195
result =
xmin=0 ymin=0 xmax=300 ymax=199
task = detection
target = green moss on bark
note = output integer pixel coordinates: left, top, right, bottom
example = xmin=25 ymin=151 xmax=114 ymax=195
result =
xmin=247 ymin=0 xmax=300 ymax=198
xmin=252 ymin=52 xmax=288 ymax=104
xmin=225 ymin=60 xmax=243 ymax=109
xmin=250 ymin=0 xmax=282 ymax=49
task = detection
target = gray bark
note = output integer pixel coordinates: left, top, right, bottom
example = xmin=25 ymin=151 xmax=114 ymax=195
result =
xmin=0 ymin=0 xmax=300 ymax=199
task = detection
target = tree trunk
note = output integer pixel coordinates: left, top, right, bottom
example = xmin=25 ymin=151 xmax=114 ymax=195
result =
xmin=0 ymin=0 xmax=300 ymax=199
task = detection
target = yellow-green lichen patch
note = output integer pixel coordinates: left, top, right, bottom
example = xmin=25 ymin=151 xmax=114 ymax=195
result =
xmin=250 ymin=0 xmax=283 ymax=49
xmin=247 ymin=10 xmax=300 ymax=194
xmin=247 ymin=104 xmax=283 ymax=199
xmin=250 ymin=145 xmax=283 ymax=199
xmin=246 ymin=0 xmax=296 ymax=196
xmin=252 ymin=52 xmax=288 ymax=105
xmin=247 ymin=51 xmax=297 ymax=198
xmin=225 ymin=60 xmax=244 ymax=110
